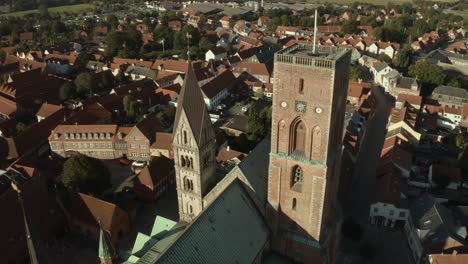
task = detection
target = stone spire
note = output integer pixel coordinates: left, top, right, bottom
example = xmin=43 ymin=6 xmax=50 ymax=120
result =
xmin=173 ymin=62 xmax=214 ymax=146
xmin=98 ymin=223 xmax=117 ymax=264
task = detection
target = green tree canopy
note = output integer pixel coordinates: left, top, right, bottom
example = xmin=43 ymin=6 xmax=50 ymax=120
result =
xmin=377 ymin=53 xmax=392 ymax=64
xmin=393 ymin=46 xmax=413 ymax=69
xmin=74 ymin=72 xmax=96 ymax=96
xmin=349 ymin=65 xmax=364 ymax=81
xmin=409 ymin=60 xmax=445 ymax=86
xmin=341 ymin=20 xmax=359 ymax=35
xmin=61 ymin=154 xmax=111 ymax=194
xmin=59 ymin=82 xmax=77 ymax=101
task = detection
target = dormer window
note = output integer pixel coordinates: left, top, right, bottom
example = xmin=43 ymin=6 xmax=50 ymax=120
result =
xmin=65 ymin=133 xmax=69 ymax=139
xmin=76 ymin=133 xmax=81 ymax=139
xmin=70 ymin=133 xmax=75 ymax=139
xmin=54 ymin=133 xmax=59 ymax=139
xmin=106 ymin=133 xmax=111 ymax=139
xmin=100 ymin=133 xmax=105 ymax=139
xmin=82 ymin=133 xmax=87 ymax=139
xmin=94 ymin=133 xmax=99 ymax=138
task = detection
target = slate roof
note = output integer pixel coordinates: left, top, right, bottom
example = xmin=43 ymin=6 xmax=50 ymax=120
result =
xmin=373 ymin=61 xmax=389 ymax=72
xmin=201 ymin=70 xmax=236 ymax=99
xmin=410 ymin=194 xmax=466 ymax=250
xmin=433 ymin=86 xmax=468 ymax=99
xmin=397 ymin=77 xmax=418 ymax=89
xmin=173 ymin=62 xmax=214 ymax=145
xmin=144 ymin=179 xmax=269 ymax=264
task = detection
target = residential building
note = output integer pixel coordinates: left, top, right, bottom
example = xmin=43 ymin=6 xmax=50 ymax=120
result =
xmin=205 ymin=47 xmax=227 ymax=61
xmin=430 ymin=85 xmax=468 ymax=108
xmin=134 ymin=156 xmax=175 ymax=202
xmin=200 ymin=70 xmax=236 ymax=110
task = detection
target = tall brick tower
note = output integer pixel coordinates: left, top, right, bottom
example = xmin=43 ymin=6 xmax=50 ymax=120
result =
xmin=267 ymin=44 xmax=351 ymax=263
xmin=172 ymin=62 xmax=217 ymax=223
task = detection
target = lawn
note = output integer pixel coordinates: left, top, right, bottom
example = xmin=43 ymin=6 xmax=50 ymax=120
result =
xmin=0 ymin=3 xmax=94 ymax=17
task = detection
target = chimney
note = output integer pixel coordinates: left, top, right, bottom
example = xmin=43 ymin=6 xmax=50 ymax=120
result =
xmin=227 ymin=145 xmax=230 ymax=151
xmin=75 ymin=122 xmax=78 ymax=126
xmin=452 ymin=250 xmax=458 ymax=256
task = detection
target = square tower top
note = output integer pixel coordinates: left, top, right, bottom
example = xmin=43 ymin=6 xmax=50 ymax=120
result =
xmin=275 ymin=43 xmax=350 ymax=69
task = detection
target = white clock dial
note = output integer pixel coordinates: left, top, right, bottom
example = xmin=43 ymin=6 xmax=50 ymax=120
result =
xmin=315 ymin=107 xmax=322 ymax=114
xmin=281 ymin=101 xmax=288 ymax=108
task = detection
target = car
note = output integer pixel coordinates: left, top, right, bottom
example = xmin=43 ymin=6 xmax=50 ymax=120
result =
xmin=132 ymin=160 xmax=147 ymax=168
xmin=119 ymin=158 xmax=131 ymax=166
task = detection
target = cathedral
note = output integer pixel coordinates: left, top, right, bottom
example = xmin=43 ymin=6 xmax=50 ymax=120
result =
xmin=131 ymin=43 xmax=351 ymax=264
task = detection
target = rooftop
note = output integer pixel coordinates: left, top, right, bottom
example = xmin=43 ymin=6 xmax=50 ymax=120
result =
xmin=275 ymin=43 xmax=350 ymax=69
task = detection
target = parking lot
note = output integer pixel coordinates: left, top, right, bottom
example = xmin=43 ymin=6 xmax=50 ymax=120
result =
xmin=102 ymin=159 xmax=133 ymax=193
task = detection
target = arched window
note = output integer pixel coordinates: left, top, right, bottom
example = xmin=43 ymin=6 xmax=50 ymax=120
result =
xmin=299 ymin=78 xmax=304 ymax=94
xmin=183 ymin=131 xmax=188 ymax=144
xmin=189 ymin=180 xmax=193 ymax=191
xmin=311 ymin=126 xmax=322 ymax=161
xmin=291 ymin=165 xmax=303 ymax=192
xmin=181 ymin=155 xmax=186 ymax=167
xmin=190 ymin=157 xmax=194 ymax=169
xmin=183 ymin=177 xmax=188 ymax=190
xmin=292 ymin=198 xmax=297 ymax=210
xmin=292 ymin=120 xmax=306 ymax=153
xmin=189 ymin=205 xmax=193 ymax=214
xmin=186 ymin=155 xmax=191 ymax=168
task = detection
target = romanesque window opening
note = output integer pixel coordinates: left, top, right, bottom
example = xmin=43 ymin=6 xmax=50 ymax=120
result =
xmin=292 ymin=198 xmax=297 ymax=210
xmin=183 ymin=130 xmax=188 ymax=144
xmin=291 ymin=165 xmax=303 ymax=192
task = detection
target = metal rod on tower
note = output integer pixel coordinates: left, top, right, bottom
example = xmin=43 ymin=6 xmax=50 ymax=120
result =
xmin=313 ymin=8 xmax=318 ymax=54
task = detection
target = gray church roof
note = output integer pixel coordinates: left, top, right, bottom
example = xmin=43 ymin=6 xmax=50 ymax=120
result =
xmin=144 ymin=180 xmax=269 ymax=264
xmin=173 ymin=62 xmax=214 ymax=145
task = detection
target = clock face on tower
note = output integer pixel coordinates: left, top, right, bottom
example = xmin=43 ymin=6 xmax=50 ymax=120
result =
xmin=295 ymin=101 xmax=307 ymax=113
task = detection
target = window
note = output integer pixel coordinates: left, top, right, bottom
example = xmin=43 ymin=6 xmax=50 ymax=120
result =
xmin=189 ymin=205 xmax=193 ymax=214
xmin=183 ymin=131 xmax=188 ymax=144
xmin=140 ymin=145 xmax=147 ymax=149
xmin=140 ymin=153 xmax=147 ymax=158
xmin=399 ymin=211 xmax=406 ymax=218
xmin=131 ymin=144 xmax=137 ymax=149
xmin=374 ymin=208 xmax=378 ymax=213
xmin=181 ymin=156 xmax=186 ymax=167
xmin=389 ymin=210 xmax=394 ymax=216
xmin=292 ymin=120 xmax=306 ymax=153
xmin=292 ymin=198 xmax=297 ymax=210
xmin=299 ymin=78 xmax=304 ymax=94
xmin=291 ymin=165 xmax=303 ymax=192
xmin=131 ymin=152 xmax=137 ymax=157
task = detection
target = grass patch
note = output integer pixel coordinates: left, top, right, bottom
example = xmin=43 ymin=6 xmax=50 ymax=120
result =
xmin=0 ymin=3 xmax=94 ymax=17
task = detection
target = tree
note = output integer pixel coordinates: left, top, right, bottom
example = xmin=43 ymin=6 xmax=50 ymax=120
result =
xmin=393 ymin=46 xmax=413 ymax=69
xmin=16 ymin=122 xmax=27 ymax=134
xmin=341 ymin=20 xmax=359 ymax=35
xmin=350 ymin=65 xmax=364 ymax=81
xmin=377 ymin=53 xmax=392 ymax=64
xmin=59 ymin=82 xmax=77 ymax=101
xmin=199 ymin=37 xmax=213 ymax=52
xmin=61 ymin=154 xmax=111 ymax=194
xmin=247 ymin=102 xmax=271 ymax=141
xmin=409 ymin=61 xmax=445 ymax=86
xmin=74 ymin=72 xmax=96 ymax=96
xmin=445 ymin=77 xmax=461 ymax=88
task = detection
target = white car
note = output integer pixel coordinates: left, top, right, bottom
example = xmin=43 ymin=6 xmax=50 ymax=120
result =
xmin=132 ymin=161 xmax=147 ymax=168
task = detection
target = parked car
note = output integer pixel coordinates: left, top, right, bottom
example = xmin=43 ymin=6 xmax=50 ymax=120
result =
xmin=132 ymin=160 xmax=147 ymax=168
xmin=119 ymin=158 xmax=131 ymax=166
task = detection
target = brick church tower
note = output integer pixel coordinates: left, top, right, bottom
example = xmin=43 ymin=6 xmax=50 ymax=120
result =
xmin=172 ymin=62 xmax=217 ymax=223
xmin=267 ymin=44 xmax=351 ymax=262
